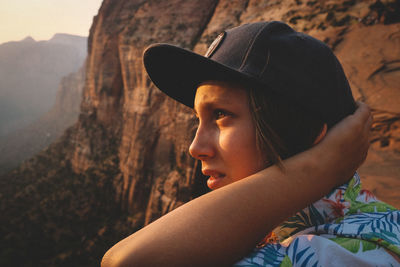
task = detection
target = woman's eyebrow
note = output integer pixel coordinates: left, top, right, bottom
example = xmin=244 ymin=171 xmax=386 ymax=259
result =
xmin=193 ymin=99 xmax=235 ymax=116
xmin=193 ymin=102 xmax=214 ymax=116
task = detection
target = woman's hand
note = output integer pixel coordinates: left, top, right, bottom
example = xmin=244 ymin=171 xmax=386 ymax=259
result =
xmin=313 ymin=101 xmax=372 ymax=186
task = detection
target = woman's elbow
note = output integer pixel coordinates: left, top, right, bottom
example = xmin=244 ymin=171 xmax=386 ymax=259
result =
xmin=101 ymin=245 xmax=142 ymax=267
xmin=101 ymin=249 xmax=116 ymax=267
xmin=101 ymin=248 xmax=124 ymax=267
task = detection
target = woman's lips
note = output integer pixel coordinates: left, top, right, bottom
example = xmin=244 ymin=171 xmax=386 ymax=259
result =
xmin=202 ymin=170 xmax=226 ymax=190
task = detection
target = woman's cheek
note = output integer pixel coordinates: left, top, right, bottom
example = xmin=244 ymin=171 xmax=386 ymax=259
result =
xmin=221 ymin=127 xmax=255 ymax=166
xmin=218 ymin=128 xmax=241 ymax=153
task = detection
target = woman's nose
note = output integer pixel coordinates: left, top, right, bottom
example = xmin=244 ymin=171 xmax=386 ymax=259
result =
xmin=189 ymin=124 xmax=215 ymax=160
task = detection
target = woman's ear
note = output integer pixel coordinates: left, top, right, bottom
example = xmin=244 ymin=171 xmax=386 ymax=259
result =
xmin=313 ymin=123 xmax=328 ymax=145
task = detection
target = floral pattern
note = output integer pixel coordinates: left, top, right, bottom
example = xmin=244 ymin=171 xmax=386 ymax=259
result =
xmin=235 ymin=173 xmax=400 ymax=266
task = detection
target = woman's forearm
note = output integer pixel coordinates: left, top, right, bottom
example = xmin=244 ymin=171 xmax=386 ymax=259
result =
xmin=101 ymin=103 xmax=372 ymax=267
xmin=101 ymin=153 xmax=341 ymax=266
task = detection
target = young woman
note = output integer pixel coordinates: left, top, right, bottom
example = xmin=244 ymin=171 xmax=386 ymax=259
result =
xmin=102 ymin=21 xmax=400 ymax=266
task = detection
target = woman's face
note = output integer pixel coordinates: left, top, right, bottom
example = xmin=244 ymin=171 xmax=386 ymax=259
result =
xmin=189 ymin=81 xmax=267 ymax=190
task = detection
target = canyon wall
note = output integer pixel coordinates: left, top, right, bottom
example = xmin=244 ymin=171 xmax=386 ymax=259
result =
xmin=0 ymin=0 xmax=399 ymax=266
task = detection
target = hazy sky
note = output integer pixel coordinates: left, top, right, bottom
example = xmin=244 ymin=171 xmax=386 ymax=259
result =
xmin=0 ymin=0 xmax=103 ymax=44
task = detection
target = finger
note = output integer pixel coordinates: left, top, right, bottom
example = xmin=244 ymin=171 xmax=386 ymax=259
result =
xmin=367 ymin=112 xmax=373 ymax=130
xmin=354 ymin=101 xmax=371 ymax=123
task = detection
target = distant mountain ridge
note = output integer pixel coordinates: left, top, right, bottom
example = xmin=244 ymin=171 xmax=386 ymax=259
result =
xmin=20 ymin=36 xmax=35 ymax=43
xmin=49 ymin=33 xmax=87 ymax=46
xmin=1 ymin=33 xmax=86 ymax=47
xmin=0 ymin=33 xmax=87 ymax=136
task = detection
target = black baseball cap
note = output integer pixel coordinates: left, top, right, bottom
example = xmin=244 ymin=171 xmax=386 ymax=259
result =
xmin=143 ymin=21 xmax=356 ymax=128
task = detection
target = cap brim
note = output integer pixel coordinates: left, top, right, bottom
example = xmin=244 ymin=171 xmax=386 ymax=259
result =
xmin=143 ymin=43 xmax=261 ymax=108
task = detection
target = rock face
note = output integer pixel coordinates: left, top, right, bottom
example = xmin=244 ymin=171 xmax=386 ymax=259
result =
xmin=67 ymin=0 xmax=217 ymax=226
xmin=331 ymin=23 xmax=400 ymax=205
xmin=0 ymin=0 xmax=399 ymax=266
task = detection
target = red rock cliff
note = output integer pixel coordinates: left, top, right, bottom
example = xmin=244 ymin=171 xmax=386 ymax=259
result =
xmin=72 ymin=0 xmax=400 ymax=218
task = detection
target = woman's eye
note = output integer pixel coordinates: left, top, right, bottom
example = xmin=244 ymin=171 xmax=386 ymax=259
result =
xmin=214 ymin=109 xmax=228 ymax=120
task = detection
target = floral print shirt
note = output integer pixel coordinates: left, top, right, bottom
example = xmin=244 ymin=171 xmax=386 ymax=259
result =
xmin=235 ymin=173 xmax=400 ymax=266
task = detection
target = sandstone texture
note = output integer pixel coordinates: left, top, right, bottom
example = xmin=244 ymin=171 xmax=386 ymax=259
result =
xmin=0 ymin=0 xmax=399 ymax=266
